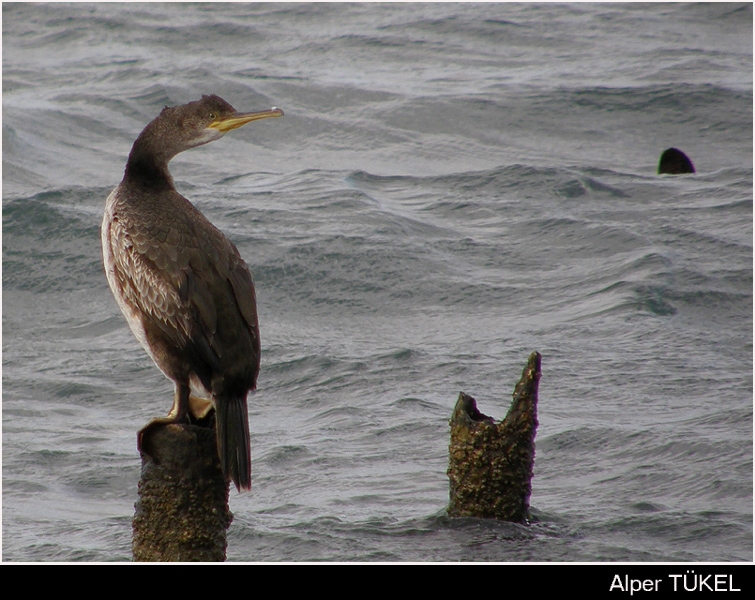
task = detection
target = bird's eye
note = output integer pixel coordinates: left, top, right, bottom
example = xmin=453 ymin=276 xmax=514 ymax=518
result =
xmin=209 ymin=112 xmax=217 ymax=120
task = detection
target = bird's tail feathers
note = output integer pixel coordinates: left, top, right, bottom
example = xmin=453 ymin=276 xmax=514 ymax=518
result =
xmin=215 ymin=394 xmax=251 ymax=492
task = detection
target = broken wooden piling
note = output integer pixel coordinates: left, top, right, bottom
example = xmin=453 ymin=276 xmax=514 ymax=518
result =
xmin=132 ymin=421 xmax=232 ymax=562
xmin=447 ymin=351 xmax=541 ymax=523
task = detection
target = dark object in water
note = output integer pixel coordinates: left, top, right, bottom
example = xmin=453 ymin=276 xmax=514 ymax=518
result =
xmin=447 ymin=352 xmax=540 ymax=523
xmin=658 ymin=147 xmax=695 ymax=174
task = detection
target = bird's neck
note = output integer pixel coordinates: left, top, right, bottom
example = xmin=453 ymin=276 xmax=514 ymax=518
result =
xmin=123 ymin=124 xmax=176 ymax=191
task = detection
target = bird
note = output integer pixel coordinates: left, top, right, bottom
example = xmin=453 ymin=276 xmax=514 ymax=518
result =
xmin=101 ymin=95 xmax=283 ymax=491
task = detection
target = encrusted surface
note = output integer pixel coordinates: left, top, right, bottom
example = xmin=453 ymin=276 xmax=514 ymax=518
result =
xmin=447 ymin=352 xmax=540 ymax=523
xmin=132 ymin=423 xmax=232 ymax=562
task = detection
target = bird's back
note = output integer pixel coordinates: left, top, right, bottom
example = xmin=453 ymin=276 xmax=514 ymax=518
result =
xmin=102 ymin=181 xmax=260 ymax=399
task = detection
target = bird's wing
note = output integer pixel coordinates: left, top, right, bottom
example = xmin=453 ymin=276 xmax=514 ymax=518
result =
xmin=107 ymin=213 xmax=196 ymax=344
xmin=228 ymin=252 xmax=260 ymax=334
xmin=180 ymin=205 xmax=259 ymax=336
xmin=107 ymin=195 xmax=259 ymax=375
xmin=107 ymin=206 xmax=226 ymax=371
xmin=191 ymin=220 xmax=261 ymax=358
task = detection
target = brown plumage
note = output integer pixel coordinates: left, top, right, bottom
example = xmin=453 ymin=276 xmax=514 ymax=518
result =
xmin=101 ymin=95 xmax=283 ymax=490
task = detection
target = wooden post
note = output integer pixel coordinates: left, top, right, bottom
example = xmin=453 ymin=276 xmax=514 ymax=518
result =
xmin=447 ymin=351 xmax=541 ymax=523
xmin=132 ymin=422 xmax=232 ymax=561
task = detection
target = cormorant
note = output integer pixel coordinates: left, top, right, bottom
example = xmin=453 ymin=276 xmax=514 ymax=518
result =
xmin=101 ymin=95 xmax=283 ymax=491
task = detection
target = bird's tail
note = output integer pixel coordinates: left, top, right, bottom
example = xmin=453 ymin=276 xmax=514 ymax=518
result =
xmin=215 ymin=395 xmax=252 ymax=491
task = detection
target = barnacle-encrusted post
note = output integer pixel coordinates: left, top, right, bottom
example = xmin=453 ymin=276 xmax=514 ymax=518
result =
xmin=132 ymin=421 xmax=232 ymax=561
xmin=447 ymin=351 xmax=541 ymax=523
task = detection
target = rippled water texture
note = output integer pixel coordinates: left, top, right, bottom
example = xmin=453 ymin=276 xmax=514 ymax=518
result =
xmin=2 ymin=3 xmax=752 ymax=561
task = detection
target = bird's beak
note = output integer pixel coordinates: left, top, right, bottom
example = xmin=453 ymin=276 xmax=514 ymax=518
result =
xmin=209 ymin=107 xmax=284 ymax=133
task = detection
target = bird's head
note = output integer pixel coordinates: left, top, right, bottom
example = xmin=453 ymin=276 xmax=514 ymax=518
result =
xmin=164 ymin=94 xmax=284 ymax=152
xmin=125 ymin=95 xmax=284 ymax=186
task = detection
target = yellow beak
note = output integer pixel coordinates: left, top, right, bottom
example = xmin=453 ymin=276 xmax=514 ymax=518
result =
xmin=209 ymin=107 xmax=284 ymax=133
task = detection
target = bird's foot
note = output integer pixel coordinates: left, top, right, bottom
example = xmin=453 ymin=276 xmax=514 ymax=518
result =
xmin=188 ymin=395 xmax=215 ymax=422
xmin=137 ymin=393 xmax=216 ymax=461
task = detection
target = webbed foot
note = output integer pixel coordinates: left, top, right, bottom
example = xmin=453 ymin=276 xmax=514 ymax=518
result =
xmin=188 ymin=395 xmax=214 ymax=421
